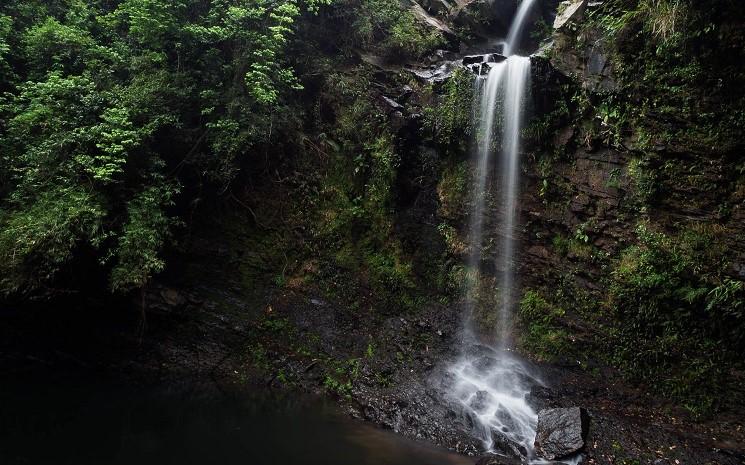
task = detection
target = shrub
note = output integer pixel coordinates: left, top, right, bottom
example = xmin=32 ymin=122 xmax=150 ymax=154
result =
xmin=424 ymin=67 xmax=474 ymax=148
xmin=518 ymin=289 xmax=571 ymax=360
xmin=349 ymin=0 xmax=444 ymax=60
xmin=608 ymin=223 xmax=744 ymax=414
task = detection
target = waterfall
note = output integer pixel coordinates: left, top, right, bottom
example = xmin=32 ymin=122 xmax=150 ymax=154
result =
xmin=448 ymin=0 xmax=544 ymax=461
xmin=504 ymin=0 xmax=541 ymax=56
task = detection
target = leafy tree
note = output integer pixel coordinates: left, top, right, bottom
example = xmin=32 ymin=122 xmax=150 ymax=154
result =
xmin=0 ymin=0 xmax=331 ymax=297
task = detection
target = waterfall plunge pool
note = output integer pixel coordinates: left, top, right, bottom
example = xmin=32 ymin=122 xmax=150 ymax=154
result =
xmin=0 ymin=374 xmax=472 ymax=465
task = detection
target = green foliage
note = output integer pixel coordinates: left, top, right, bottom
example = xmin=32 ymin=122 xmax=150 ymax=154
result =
xmin=0 ymin=0 xmax=330 ymax=297
xmin=552 ymin=232 xmax=595 ymax=260
xmin=530 ymin=18 xmax=553 ymax=44
xmin=424 ymin=68 xmax=474 ymax=148
xmin=299 ymin=67 xmax=438 ymax=313
xmin=0 ymin=188 xmax=106 ymax=294
xmin=366 ymin=250 xmax=417 ymax=309
xmin=625 ymin=157 xmax=657 ymax=209
xmin=585 ymin=0 xmax=745 ymax=153
xmin=637 ymin=0 xmax=687 ymax=42
xmin=323 ymin=358 xmax=360 ymax=397
xmin=323 ymin=374 xmax=353 ymax=397
xmin=519 ymin=0 xmax=745 ymax=417
xmin=365 ymin=342 xmax=375 ymax=358
xmin=23 ymin=17 xmax=99 ymax=78
xmin=437 ymin=222 xmax=466 ymax=258
xmin=608 ymin=222 xmax=744 ymax=414
xmin=258 ymin=315 xmax=292 ymax=333
xmin=436 ymin=161 xmax=469 ymax=220
xmin=110 ymin=185 xmax=179 ymax=292
xmin=348 ymin=0 xmax=443 ymax=59
xmin=0 ymin=15 xmax=11 ymax=73
xmin=523 ymin=85 xmax=572 ymax=144
xmin=518 ymin=289 xmax=571 ymax=360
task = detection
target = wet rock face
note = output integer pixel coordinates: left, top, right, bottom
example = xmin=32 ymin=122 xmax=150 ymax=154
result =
xmin=475 ymin=455 xmax=522 ymax=465
xmin=549 ymin=0 xmax=617 ymax=91
xmin=534 ymin=407 xmax=590 ymax=460
xmin=450 ymin=0 xmax=559 ymax=44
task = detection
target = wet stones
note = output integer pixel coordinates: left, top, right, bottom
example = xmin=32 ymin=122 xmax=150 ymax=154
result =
xmin=491 ymin=429 xmax=528 ymax=459
xmin=534 ymin=407 xmax=590 ymax=460
xmin=463 ymin=53 xmax=507 ymax=76
xmin=472 ymin=356 xmax=498 ymax=371
xmin=468 ymin=390 xmax=493 ymax=412
xmin=462 ymin=53 xmax=506 ymax=66
xmin=475 ymin=456 xmax=522 ymax=465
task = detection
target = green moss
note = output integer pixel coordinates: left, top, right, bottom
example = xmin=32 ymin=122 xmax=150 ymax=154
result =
xmin=349 ymin=0 xmax=444 ymax=60
xmin=551 ymin=232 xmax=595 ymax=260
xmin=365 ymin=249 xmax=418 ymax=309
xmin=321 ymin=357 xmax=362 ymax=397
xmin=625 ymin=156 xmax=657 ymax=209
xmin=607 ymin=222 xmax=744 ymax=415
xmin=423 ymin=68 xmax=474 ymax=149
xmin=437 ymin=161 xmax=470 ymax=220
xmin=583 ymin=0 xmax=745 ymax=154
xmin=518 ymin=289 xmax=572 ymax=361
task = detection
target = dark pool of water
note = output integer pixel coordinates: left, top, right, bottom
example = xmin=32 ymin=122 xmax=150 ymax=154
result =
xmin=0 ymin=376 xmax=472 ymax=465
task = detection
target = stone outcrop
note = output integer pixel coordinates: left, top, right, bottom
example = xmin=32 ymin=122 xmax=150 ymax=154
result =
xmin=534 ymin=407 xmax=590 ymax=460
xmin=553 ymin=0 xmax=587 ymax=30
xmin=550 ymin=0 xmax=617 ymax=91
xmin=410 ymin=2 xmax=456 ymax=37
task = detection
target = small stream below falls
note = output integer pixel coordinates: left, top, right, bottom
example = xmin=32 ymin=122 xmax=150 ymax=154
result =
xmin=0 ymin=375 xmax=471 ymax=465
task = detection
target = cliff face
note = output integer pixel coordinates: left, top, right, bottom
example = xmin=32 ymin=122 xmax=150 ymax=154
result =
xmin=349 ymin=0 xmax=745 ymax=413
xmin=510 ymin=0 xmax=745 ymax=413
xmin=242 ymin=0 xmax=745 ymax=413
xmin=4 ymin=0 xmax=742 ymax=443
xmin=2 ymin=1 xmax=744 ymax=462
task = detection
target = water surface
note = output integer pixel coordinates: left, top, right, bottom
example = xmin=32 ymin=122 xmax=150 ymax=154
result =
xmin=0 ymin=375 xmax=472 ymax=465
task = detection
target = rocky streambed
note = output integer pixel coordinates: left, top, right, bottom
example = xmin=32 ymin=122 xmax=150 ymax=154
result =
xmin=76 ymin=281 xmax=743 ymax=465
xmin=2 ymin=258 xmax=744 ymax=465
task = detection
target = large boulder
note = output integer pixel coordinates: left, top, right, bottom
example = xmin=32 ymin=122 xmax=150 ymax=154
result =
xmin=410 ymin=3 xmax=455 ymax=37
xmin=553 ymin=0 xmax=587 ymax=30
xmin=549 ymin=0 xmax=617 ymax=92
xmin=533 ymin=407 xmax=590 ymax=460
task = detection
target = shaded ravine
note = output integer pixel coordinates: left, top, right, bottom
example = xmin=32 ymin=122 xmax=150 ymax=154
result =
xmin=447 ymin=0 xmax=545 ymax=461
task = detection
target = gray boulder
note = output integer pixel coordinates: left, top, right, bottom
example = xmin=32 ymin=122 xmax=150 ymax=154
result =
xmin=553 ymin=0 xmax=587 ymax=30
xmin=533 ymin=407 xmax=590 ymax=460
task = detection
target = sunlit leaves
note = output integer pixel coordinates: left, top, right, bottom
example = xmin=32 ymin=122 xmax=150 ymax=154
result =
xmin=23 ymin=17 xmax=96 ymax=77
xmin=0 ymin=15 xmax=11 ymax=79
xmin=77 ymin=107 xmax=140 ymax=183
xmin=113 ymin=0 xmax=186 ymax=47
xmin=0 ymin=0 xmax=336 ymax=296
xmin=110 ymin=184 xmax=179 ymax=292
xmin=0 ymin=187 xmax=106 ymax=295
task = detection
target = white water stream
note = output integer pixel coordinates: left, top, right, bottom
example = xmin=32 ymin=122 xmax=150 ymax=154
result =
xmin=448 ymin=0 xmax=544 ymax=461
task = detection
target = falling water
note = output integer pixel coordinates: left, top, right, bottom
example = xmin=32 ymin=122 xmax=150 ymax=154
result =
xmin=448 ymin=0 xmax=544 ymax=461
xmin=504 ymin=0 xmax=541 ymax=56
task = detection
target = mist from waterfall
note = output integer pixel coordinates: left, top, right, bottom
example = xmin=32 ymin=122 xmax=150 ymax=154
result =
xmin=448 ymin=0 xmax=544 ymax=461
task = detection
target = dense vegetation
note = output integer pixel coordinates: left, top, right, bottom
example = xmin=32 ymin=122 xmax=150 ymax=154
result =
xmin=1 ymin=0 xmax=743 ymax=420
xmin=518 ymin=0 xmax=745 ymax=414
xmin=0 ymin=0 xmax=444 ymax=298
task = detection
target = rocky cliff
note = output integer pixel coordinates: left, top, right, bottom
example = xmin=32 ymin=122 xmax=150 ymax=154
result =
xmin=3 ymin=0 xmax=743 ymax=463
